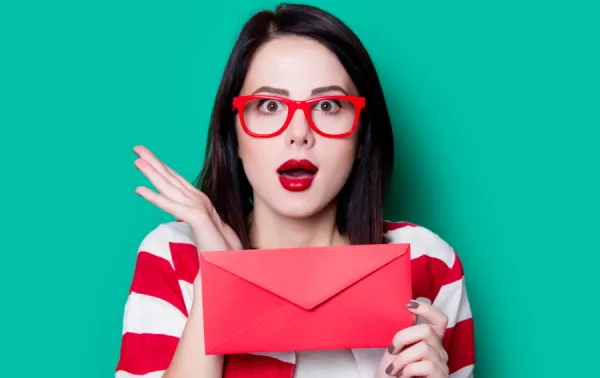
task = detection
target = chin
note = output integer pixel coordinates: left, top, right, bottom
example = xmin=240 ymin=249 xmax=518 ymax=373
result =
xmin=250 ymin=177 xmax=341 ymax=219
xmin=270 ymin=199 xmax=329 ymax=219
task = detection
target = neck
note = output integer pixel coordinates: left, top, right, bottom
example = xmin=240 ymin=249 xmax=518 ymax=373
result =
xmin=249 ymin=198 xmax=348 ymax=249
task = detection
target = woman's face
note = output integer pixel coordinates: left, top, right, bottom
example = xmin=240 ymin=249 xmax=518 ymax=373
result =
xmin=236 ymin=35 xmax=361 ymax=219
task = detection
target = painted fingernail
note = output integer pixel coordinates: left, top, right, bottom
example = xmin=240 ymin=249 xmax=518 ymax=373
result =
xmin=385 ymin=363 xmax=394 ymax=375
xmin=407 ymin=300 xmax=419 ymax=309
xmin=395 ymin=369 xmax=403 ymax=377
xmin=387 ymin=342 xmax=395 ymax=354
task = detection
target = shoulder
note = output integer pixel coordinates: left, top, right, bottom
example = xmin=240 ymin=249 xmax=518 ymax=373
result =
xmin=383 ymin=220 xmax=459 ymax=269
xmin=132 ymin=221 xmax=199 ymax=304
xmin=136 ymin=220 xmax=197 ymax=269
xmin=128 ymin=220 xmax=198 ymax=316
xmin=384 ymin=220 xmax=469 ymax=309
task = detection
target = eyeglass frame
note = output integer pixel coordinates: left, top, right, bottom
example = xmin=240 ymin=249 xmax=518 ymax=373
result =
xmin=232 ymin=94 xmax=366 ymax=138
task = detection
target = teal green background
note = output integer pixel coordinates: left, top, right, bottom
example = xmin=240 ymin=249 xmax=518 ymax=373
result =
xmin=1 ymin=0 xmax=598 ymax=376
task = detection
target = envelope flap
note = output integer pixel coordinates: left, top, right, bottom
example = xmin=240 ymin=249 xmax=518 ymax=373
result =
xmin=200 ymin=244 xmax=410 ymax=310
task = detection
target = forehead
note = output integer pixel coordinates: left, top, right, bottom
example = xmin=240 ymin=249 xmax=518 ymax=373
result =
xmin=240 ymin=35 xmax=357 ymax=98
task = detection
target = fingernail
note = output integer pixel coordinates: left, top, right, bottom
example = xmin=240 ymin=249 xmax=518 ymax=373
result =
xmin=407 ymin=300 xmax=419 ymax=309
xmin=387 ymin=342 xmax=395 ymax=354
xmin=395 ymin=369 xmax=403 ymax=377
xmin=385 ymin=364 xmax=394 ymax=375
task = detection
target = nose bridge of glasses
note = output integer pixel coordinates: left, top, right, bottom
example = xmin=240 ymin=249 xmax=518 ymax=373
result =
xmin=287 ymin=101 xmax=312 ymax=130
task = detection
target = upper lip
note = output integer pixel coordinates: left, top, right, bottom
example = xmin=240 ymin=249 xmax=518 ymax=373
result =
xmin=277 ymin=159 xmax=318 ymax=174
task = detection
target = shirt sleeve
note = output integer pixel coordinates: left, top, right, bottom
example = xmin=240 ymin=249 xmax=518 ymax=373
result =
xmin=115 ymin=223 xmax=199 ymax=378
xmin=434 ymin=252 xmax=475 ymax=377
xmin=385 ymin=222 xmax=475 ymax=377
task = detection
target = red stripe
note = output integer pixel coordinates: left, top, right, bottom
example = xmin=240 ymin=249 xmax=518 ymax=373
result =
xmin=116 ymin=333 xmax=179 ymax=375
xmin=170 ymin=242 xmax=200 ymax=284
xmin=410 ymin=254 xmax=457 ymax=301
xmin=224 ymin=354 xmax=294 ymax=378
xmin=384 ymin=221 xmax=418 ymax=231
xmin=443 ymin=318 xmax=475 ymax=374
xmin=443 ymin=252 xmax=464 ymax=286
xmin=130 ymin=251 xmax=188 ymax=317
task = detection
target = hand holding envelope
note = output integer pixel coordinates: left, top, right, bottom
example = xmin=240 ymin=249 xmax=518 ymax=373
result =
xmin=200 ymin=243 xmax=413 ymax=354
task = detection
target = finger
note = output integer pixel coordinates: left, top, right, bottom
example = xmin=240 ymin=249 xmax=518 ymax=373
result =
xmin=385 ymin=341 xmax=443 ymax=376
xmin=406 ymin=300 xmax=448 ymax=339
xmin=388 ymin=324 xmax=443 ymax=355
xmin=133 ymin=145 xmax=171 ymax=175
xmin=134 ymin=159 xmax=189 ymax=203
xmin=165 ymin=164 xmax=197 ymax=191
xmin=395 ymin=360 xmax=447 ymax=378
xmin=135 ymin=186 xmax=188 ymax=219
xmin=133 ymin=145 xmax=191 ymax=193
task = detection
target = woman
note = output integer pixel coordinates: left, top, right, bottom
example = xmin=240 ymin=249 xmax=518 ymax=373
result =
xmin=116 ymin=3 xmax=474 ymax=378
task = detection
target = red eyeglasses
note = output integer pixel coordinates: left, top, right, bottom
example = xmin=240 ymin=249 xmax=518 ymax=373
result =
xmin=232 ymin=95 xmax=366 ymax=138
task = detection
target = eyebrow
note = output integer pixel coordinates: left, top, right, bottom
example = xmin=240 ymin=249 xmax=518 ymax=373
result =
xmin=251 ymin=85 xmax=349 ymax=96
xmin=311 ymin=85 xmax=348 ymax=96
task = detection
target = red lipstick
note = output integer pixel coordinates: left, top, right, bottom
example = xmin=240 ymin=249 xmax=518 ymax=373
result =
xmin=276 ymin=159 xmax=318 ymax=192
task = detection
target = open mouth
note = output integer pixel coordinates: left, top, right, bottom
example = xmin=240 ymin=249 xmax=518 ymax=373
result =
xmin=277 ymin=159 xmax=318 ymax=179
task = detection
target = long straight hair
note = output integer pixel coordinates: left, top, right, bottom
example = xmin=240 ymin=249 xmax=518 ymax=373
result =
xmin=195 ymin=3 xmax=395 ymax=248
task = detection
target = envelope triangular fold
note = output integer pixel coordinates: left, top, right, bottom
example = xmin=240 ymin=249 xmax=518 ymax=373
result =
xmin=200 ymin=243 xmax=410 ymax=310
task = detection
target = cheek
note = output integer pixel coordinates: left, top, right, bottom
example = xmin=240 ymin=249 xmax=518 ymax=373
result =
xmin=321 ymin=140 xmax=359 ymax=180
xmin=237 ymin=129 xmax=275 ymax=178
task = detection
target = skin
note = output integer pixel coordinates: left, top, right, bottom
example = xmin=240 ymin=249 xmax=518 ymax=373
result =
xmin=237 ymin=35 xmax=360 ymax=250
xmin=133 ymin=35 xmax=450 ymax=378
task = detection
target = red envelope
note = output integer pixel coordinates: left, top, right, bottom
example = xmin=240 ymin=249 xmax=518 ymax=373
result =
xmin=199 ymin=243 xmax=413 ymax=355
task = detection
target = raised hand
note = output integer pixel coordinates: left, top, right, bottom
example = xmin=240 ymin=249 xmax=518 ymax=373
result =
xmin=133 ymin=145 xmax=242 ymax=252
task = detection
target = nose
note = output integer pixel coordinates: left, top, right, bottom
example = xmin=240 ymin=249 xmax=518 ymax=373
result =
xmin=283 ymin=108 xmax=315 ymax=148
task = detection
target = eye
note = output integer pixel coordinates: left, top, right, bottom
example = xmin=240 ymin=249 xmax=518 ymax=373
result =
xmin=258 ymin=99 xmax=286 ymax=113
xmin=314 ymin=100 xmax=341 ymax=113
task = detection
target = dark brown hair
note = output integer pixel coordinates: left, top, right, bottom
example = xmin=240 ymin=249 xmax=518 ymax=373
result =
xmin=195 ymin=3 xmax=395 ymax=248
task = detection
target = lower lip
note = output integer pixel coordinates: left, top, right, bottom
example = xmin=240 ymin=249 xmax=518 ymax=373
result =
xmin=278 ymin=174 xmax=316 ymax=192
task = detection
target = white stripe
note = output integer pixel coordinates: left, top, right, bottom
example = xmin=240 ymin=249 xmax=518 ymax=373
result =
xmin=250 ymin=351 xmax=296 ymax=364
xmin=352 ymin=348 xmax=385 ymax=378
xmin=116 ymin=370 xmax=164 ymax=378
xmin=138 ymin=222 xmax=195 ymax=269
xmin=385 ymin=225 xmax=456 ymax=268
xmin=432 ymin=279 xmax=472 ymax=328
xmin=179 ymin=280 xmax=195 ymax=315
xmin=122 ymin=292 xmax=186 ymax=337
xmin=450 ymin=364 xmax=474 ymax=378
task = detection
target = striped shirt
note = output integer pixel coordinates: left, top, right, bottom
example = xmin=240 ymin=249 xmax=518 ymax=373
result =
xmin=115 ymin=221 xmax=475 ymax=377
